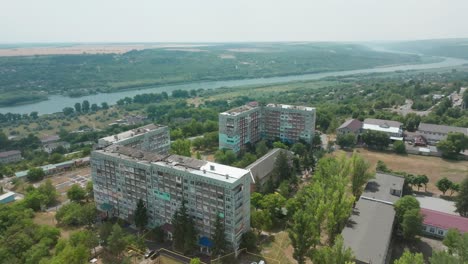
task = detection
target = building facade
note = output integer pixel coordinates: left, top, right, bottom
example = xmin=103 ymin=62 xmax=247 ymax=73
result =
xmin=219 ymin=103 xmax=316 ymax=153
xmin=421 ymin=208 xmax=468 ymax=238
xmin=362 ymin=118 xmax=403 ymax=140
xmin=92 ymin=125 xmax=252 ymax=250
xmin=417 ymin=123 xmax=468 ymax=145
xmin=0 ymin=150 xmax=22 ymax=164
xmin=98 ymin=124 xmax=170 ymax=154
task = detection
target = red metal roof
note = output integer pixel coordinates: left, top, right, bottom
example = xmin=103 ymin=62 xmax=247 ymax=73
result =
xmin=421 ymin=208 xmax=468 ymax=233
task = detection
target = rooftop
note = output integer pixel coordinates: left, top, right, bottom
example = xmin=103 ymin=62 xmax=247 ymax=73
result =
xmin=99 ymin=124 xmax=166 ymax=144
xmin=342 ymin=199 xmax=395 ymax=264
xmin=98 ymin=145 xmax=250 ymax=184
xmin=0 ymin=191 xmax=15 ymax=200
xmin=0 ymin=150 xmax=21 ymax=158
xmin=220 ymin=104 xmax=258 ymax=116
xmin=364 ymin=118 xmax=402 ymax=128
xmin=265 ymin=103 xmax=315 ymax=111
xmin=363 ymin=123 xmax=401 ymax=134
xmin=361 ymin=173 xmax=405 ymax=204
xmin=40 ymin=135 xmax=60 ymax=143
xmin=338 ymin=119 xmax=363 ymax=132
xmin=245 ymin=148 xmax=292 ymax=183
xmin=415 ymin=195 xmax=457 ymax=216
xmin=418 ymin=123 xmax=468 ymax=135
xmin=421 ymin=208 xmax=468 ymax=233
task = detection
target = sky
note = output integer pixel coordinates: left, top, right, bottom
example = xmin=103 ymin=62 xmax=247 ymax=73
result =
xmin=1 ymin=0 xmax=468 ymax=43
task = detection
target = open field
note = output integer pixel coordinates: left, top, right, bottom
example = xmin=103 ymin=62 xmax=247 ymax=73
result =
xmin=338 ymin=149 xmax=468 ymax=194
xmin=259 ymin=231 xmax=296 ymax=264
xmin=0 ymin=44 xmax=211 ymax=57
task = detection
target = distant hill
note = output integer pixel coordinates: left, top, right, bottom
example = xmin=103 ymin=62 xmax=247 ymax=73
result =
xmin=0 ymin=42 xmax=421 ymax=106
xmin=380 ymin=38 xmax=468 ymax=59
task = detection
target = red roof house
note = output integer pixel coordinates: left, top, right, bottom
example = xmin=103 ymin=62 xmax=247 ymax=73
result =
xmin=421 ymin=208 xmax=468 ymax=237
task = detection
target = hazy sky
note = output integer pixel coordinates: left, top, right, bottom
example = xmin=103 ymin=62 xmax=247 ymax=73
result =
xmin=2 ymin=0 xmax=468 ymax=43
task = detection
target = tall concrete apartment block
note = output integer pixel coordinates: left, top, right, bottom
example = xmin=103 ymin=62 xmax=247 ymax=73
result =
xmin=219 ymin=102 xmax=316 ymax=153
xmin=92 ymin=124 xmax=251 ymax=250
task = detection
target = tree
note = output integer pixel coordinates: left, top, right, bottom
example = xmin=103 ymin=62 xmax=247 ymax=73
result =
xmin=85 ymin=181 xmax=94 ymax=201
xmin=455 ymin=177 xmax=468 ymax=216
xmin=437 ymin=177 xmax=453 ymax=195
xmin=62 ymin=107 xmax=74 ymax=116
xmin=376 ymin=160 xmax=390 ymax=173
xmin=81 ymin=203 xmax=97 ymax=228
xmin=291 ymin=142 xmax=306 ymax=156
xmin=81 ymin=100 xmax=90 ymax=113
xmin=336 ymin=133 xmax=357 ymax=149
xmin=98 ymin=222 xmax=113 ymax=246
xmin=349 ymin=151 xmax=374 ymax=199
xmin=171 ymin=139 xmax=191 ymax=157
xmin=29 ymin=111 xmax=39 ymax=120
xmin=394 ymin=250 xmax=424 ymax=264
xmin=214 ymin=149 xmax=236 ymax=165
xmin=443 ymin=229 xmax=460 ymax=255
xmin=90 ymin=103 xmax=99 ymax=112
xmin=107 ymin=224 xmax=128 ymax=257
xmin=429 ymin=250 xmax=459 ymax=264
xmin=393 ymin=140 xmax=406 ymax=154
xmin=255 ymin=140 xmax=269 ymax=157
xmin=74 ymin=103 xmax=81 ymax=113
xmin=26 ymin=168 xmax=45 ymax=182
xmin=37 ymin=179 xmax=58 ymax=206
xmin=361 ymin=130 xmax=391 ymax=149
xmin=101 ymin=102 xmax=109 ymax=110
xmin=273 ymin=141 xmax=288 ymax=149
xmin=134 ymin=199 xmax=148 ymax=232
xmin=251 ymin=210 xmax=272 ymax=235
xmin=402 ymin=209 xmax=423 ymax=241
xmin=55 ymin=202 xmax=84 ymax=226
xmin=415 ymin=175 xmax=429 ymax=192
xmin=449 ymin=183 xmax=459 ymax=196
xmin=211 ymin=215 xmax=227 ymax=257
xmin=239 ymin=231 xmax=257 ymax=251
xmin=312 ymin=235 xmax=354 ymax=264
xmin=172 ymin=201 xmax=197 ymax=254
xmin=273 ymin=150 xmax=292 ymax=183
xmin=394 ymin=195 xmax=420 ymax=224
xmin=289 ymin=211 xmax=316 ymax=264
xmin=67 ymin=184 xmax=86 ymax=202
xmin=437 ymin=132 xmax=468 ymax=159
xmin=190 ymin=258 xmax=201 ymax=264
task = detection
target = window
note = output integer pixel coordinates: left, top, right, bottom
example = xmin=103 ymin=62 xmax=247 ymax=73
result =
xmin=438 ymin=230 xmax=444 ymax=235
xmin=430 ymin=227 xmax=435 ymax=233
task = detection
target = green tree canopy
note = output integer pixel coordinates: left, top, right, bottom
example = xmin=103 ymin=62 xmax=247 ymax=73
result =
xmin=66 ymin=184 xmax=86 ymax=202
xmin=455 ymin=177 xmax=468 ymax=217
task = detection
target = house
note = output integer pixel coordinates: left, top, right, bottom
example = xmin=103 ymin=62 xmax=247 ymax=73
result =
xmin=416 ymin=123 xmax=468 ymax=145
xmin=0 ymin=192 xmax=16 ymax=204
xmin=362 ymin=118 xmax=403 ymax=140
xmin=337 ymin=119 xmax=362 ymax=135
xmin=0 ymin=150 xmax=22 ymax=164
xmin=421 ymin=208 xmax=468 ymax=238
xmin=341 ymin=173 xmax=405 ymax=264
xmin=40 ymin=135 xmax=61 ymax=144
xmin=245 ymin=148 xmax=293 ymax=191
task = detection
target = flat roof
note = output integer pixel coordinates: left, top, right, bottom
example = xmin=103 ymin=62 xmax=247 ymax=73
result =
xmin=265 ymin=103 xmax=315 ymax=111
xmin=342 ymin=199 xmax=395 ymax=264
xmin=97 ymin=145 xmax=250 ymax=184
xmin=361 ymin=173 xmax=405 ymax=204
xmin=0 ymin=191 xmax=15 ymax=200
xmin=364 ymin=118 xmax=402 ymax=128
xmin=363 ymin=123 xmax=401 ymax=134
xmin=100 ymin=124 xmax=166 ymax=144
xmin=418 ymin=123 xmax=468 ymax=135
xmin=220 ymin=104 xmax=258 ymax=116
xmin=415 ymin=195 xmax=457 ymax=216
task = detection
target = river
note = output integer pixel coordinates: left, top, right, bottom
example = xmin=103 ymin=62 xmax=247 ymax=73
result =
xmin=0 ymin=56 xmax=466 ymax=115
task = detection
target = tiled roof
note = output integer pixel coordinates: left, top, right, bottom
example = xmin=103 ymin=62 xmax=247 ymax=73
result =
xmin=418 ymin=123 xmax=468 ymax=135
xmin=338 ymin=119 xmax=363 ymax=132
xmin=421 ymin=208 xmax=468 ymax=233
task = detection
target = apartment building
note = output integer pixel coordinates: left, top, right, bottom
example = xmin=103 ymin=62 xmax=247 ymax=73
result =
xmin=98 ymin=124 xmax=170 ymax=154
xmin=92 ymin=125 xmax=252 ymax=250
xmin=219 ymin=102 xmax=316 ymax=153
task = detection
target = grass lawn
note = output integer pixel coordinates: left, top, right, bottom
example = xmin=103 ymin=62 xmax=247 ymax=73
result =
xmin=259 ymin=231 xmax=296 ymax=264
xmin=338 ymin=149 xmax=468 ymax=194
xmin=158 ymin=256 xmax=185 ymax=264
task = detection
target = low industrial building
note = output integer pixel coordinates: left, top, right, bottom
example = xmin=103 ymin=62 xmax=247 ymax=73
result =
xmin=0 ymin=150 xmax=22 ymax=164
xmin=362 ymin=118 xmax=403 ymax=140
xmin=341 ymin=173 xmax=405 ymax=264
xmin=245 ymin=148 xmax=293 ymax=191
xmin=416 ymin=123 xmax=468 ymax=145
xmin=421 ymin=208 xmax=468 ymax=238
